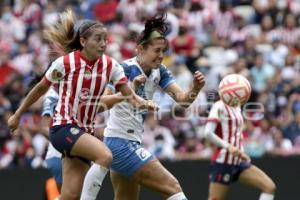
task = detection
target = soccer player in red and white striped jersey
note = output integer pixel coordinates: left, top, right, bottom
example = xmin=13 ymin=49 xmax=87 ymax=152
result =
xmin=207 ymin=100 xmax=245 ymax=165
xmin=7 ymin=10 xmax=157 ymax=200
xmin=204 ymin=100 xmax=276 ymax=200
xmin=43 ymin=49 xmax=126 ymax=134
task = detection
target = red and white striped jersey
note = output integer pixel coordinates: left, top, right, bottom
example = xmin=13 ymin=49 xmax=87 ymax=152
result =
xmin=207 ymin=100 xmax=244 ymax=165
xmin=43 ymin=50 xmax=127 ymax=133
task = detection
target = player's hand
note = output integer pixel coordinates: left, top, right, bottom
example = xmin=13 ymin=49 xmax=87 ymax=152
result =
xmin=227 ymin=144 xmax=240 ymax=157
xmin=193 ymin=71 xmax=205 ymax=90
xmin=240 ymin=152 xmax=251 ymax=162
xmin=133 ymin=75 xmax=146 ymax=89
xmin=144 ymin=100 xmax=159 ymax=112
xmin=7 ymin=114 xmax=21 ymax=133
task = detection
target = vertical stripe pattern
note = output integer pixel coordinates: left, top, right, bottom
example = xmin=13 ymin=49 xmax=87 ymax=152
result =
xmin=51 ymin=51 xmax=125 ymax=133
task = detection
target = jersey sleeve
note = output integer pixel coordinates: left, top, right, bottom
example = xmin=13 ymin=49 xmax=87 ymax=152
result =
xmin=110 ymin=59 xmax=128 ymax=91
xmin=159 ymin=64 xmax=175 ymax=90
xmin=207 ymin=101 xmax=222 ymax=123
xmin=121 ymin=62 xmax=131 ymax=78
xmin=43 ymin=57 xmax=65 ymax=85
xmin=42 ymin=88 xmax=59 ymax=117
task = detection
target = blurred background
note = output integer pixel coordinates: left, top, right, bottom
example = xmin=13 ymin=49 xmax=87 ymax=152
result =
xmin=0 ymin=0 xmax=300 ymax=199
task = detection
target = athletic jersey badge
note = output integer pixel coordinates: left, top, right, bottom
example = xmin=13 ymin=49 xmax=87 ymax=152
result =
xmin=70 ymin=127 xmax=80 ymax=135
xmin=84 ymin=69 xmax=92 ymax=80
xmin=223 ymin=173 xmax=230 ymax=183
xmin=51 ymin=69 xmax=63 ymax=81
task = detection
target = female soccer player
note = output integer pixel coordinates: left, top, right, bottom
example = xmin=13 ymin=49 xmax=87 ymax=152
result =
xmin=7 ymin=10 xmax=157 ymax=200
xmin=42 ymin=86 xmax=128 ymax=197
xmin=82 ymin=14 xmax=205 ymax=200
xmin=204 ymin=99 xmax=276 ymax=200
xmin=42 ymin=84 xmax=131 ymax=198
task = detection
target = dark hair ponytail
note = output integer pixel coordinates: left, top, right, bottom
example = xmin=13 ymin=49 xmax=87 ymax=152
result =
xmin=137 ymin=13 xmax=168 ymax=47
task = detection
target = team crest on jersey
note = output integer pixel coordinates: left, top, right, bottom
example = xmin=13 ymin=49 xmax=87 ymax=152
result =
xmin=223 ymin=173 xmax=231 ymax=183
xmin=51 ymin=69 xmax=63 ymax=81
xmin=70 ymin=127 xmax=80 ymax=135
xmin=84 ymin=69 xmax=92 ymax=80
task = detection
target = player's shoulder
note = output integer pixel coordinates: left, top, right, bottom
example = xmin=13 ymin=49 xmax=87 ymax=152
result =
xmin=122 ymin=57 xmax=138 ymax=68
xmin=121 ymin=57 xmax=142 ymax=76
xmin=52 ymin=56 xmax=64 ymax=65
xmin=159 ymin=63 xmax=169 ymax=72
xmin=159 ymin=64 xmax=173 ymax=78
xmin=103 ymin=54 xmax=118 ymax=66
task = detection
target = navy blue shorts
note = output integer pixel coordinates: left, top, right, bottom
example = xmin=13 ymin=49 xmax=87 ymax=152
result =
xmin=104 ymin=137 xmax=154 ymax=177
xmin=50 ymin=124 xmax=89 ymax=163
xmin=209 ymin=161 xmax=251 ymax=185
xmin=46 ymin=157 xmax=62 ymax=184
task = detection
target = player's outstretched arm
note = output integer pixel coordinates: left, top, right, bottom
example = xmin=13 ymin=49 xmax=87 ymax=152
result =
xmin=8 ymin=80 xmax=50 ymax=132
xmin=97 ymin=87 xmax=124 ymax=113
xmin=165 ymin=71 xmax=205 ymax=108
xmin=118 ymin=83 xmax=158 ymax=111
xmin=97 ymin=74 xmax=149 ymax=113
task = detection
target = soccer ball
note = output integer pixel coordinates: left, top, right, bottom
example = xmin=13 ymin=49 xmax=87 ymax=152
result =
xmin=218 ymin=74 xmax=251 ymax=107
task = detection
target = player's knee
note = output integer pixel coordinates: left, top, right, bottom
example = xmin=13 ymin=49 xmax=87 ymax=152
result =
xmin=95 ymin=150 xmax=112 ymax=167
xmin=62 ymin=190 xmax=80 ymax=200
xmin=262 ymin=180 xmax=276 ymax=194
xmin=168 ymin=177 xmax=182 ymax=194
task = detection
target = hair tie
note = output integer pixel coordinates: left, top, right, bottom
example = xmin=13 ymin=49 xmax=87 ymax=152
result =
xmin=139 ymin=30 xmax=164 ymax=45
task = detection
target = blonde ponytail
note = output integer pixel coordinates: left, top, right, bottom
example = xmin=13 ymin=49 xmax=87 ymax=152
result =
xmin=44 ymin=9 xmax=77 ymax=57
xmin=44 ymin=9 xmax=105 ymax=58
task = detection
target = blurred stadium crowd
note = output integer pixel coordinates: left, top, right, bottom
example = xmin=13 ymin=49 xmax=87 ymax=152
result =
xmin=1 ymin=0 xmax=300 ymax=169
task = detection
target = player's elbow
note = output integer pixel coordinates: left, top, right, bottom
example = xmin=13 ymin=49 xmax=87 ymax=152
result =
xmin=203 ymin=131 xmax=210 ymax=139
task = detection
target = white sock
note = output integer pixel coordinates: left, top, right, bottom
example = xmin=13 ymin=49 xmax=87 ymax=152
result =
xmin=80 ymin=164 xmax=108 ymax=200
xmin=167 ymin=192 xmax=188 ymax=200
xmin=259 ymin=193 xmax=274 ymax=200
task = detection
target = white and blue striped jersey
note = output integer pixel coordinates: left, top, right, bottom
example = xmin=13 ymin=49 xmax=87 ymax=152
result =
xmin=42 ymin=87 xmax=59 ymax=117
xmin=104 ymin=57 xmax=175 ymax=143
xmin=42 ymin=87 xmax=61 ymax=160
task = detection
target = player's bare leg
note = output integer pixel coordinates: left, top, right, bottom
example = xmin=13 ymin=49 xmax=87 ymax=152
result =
xmin=60 ymin=157 xmax=89 ymax=200
xmin=238 ymin=165 xmax=276 ymax=200
xmin=71 ymin=133 xmax=112 ymax=200
xmin=208 ymin=182 xmax=230 ymax=200
xmin=131 ymin=159 xmax=187 ymax=199
xmin=110 ymin=171 xmax=140 ymax=200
